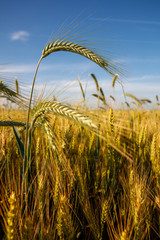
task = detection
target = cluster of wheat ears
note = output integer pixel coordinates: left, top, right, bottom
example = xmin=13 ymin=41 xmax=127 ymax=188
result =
xmin=0 ymin=19 xmax=160 ymax=240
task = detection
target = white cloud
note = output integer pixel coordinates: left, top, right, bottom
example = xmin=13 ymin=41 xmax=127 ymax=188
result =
xmin=10 ymin=31 xmax=30 ymax=41
xmin=127 ymin=74 xmax=160 ymax=82
xmin=0 ymin=62 xmax=93 ymax=74
xmin=0 ymin=64 xmax=35 ymax=73
xmin=125 ymin=82 xmax=160 ymax=92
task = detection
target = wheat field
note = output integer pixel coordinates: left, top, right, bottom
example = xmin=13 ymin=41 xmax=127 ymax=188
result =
xmin=0 ymin=27 xmax=160 ymax=240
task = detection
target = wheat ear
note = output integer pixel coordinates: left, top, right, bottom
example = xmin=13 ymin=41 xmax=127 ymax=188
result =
xmin=0 ymin=80 xmax=28 ymax=107
xmin=112 ymin=73 xmax=119 ymax=88
xmin=42 ymin=40 xmax=115 ymax=75
xmin=31 ymin=101 xmax=97 ymax=130
xmin=123 ymin=93 xmax=142 ymax=105
xmin=7 ymin=192 xmax=17 ymax=240
xmin=0 ymin=81 xmax=18 ymax=98
xmin=90 ymin=73 xmax=100 ymax=92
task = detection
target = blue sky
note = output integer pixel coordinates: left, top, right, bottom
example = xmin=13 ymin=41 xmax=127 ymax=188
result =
xmin=0 ymin=0 xmax=160 ymax=106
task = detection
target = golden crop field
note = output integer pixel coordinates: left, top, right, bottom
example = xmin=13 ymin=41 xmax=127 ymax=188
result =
xmin=0 ymin=34 xmax=160 ymax=240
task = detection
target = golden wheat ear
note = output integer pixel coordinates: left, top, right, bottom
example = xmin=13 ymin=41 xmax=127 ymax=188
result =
xmin=31 ymin=101 xmax=97 ymax=130
xmin=6 ymin=192 xmax=17 ymax=240
xmin=42 ymin=40 xmax=116 ymax=75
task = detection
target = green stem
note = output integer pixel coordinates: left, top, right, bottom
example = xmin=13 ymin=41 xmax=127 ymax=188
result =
xmin=22 ymin=56 xmax=43 ymax=203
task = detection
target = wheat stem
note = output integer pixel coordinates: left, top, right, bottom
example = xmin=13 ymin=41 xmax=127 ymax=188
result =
xmin=22 ymin=56 xmax=43 ymax=211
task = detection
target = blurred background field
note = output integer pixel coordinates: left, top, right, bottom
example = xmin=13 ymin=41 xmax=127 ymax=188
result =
xmin=0 ymin=86 xmax=160 ymax=239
